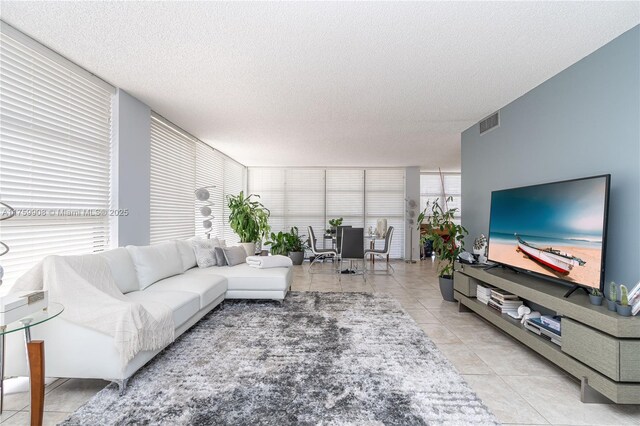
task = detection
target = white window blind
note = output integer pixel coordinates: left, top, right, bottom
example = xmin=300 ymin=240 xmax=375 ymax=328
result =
xmin=420 ymin=172 xmax=461 ymax=223
xmin=150 ymin=116 xmax=195 ymax=244
xmin=326 ymin=169 xmax=364 ymax=229
xmin=0 ymin=30 xmax=113 ymax=286
xmin=284 ymin=169 xmax=324 ymax=244
xmin=365 ymin=169 xmax=405 ymax=258
xmin=247 ymin=168 xmax=285 ymax=238
xmin=195 ymin=141 xmax=223 ymax=240
xmin=249 ymin=167 xmax=406 ymax=258
xmin=222 ymin=159 xmax=245 ymax=245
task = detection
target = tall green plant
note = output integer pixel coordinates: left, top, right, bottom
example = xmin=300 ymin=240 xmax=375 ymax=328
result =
xmin=417 ymin=196 xmax=468 ymax=278
xmin=226 ymin=191 xmax=271 ymax=243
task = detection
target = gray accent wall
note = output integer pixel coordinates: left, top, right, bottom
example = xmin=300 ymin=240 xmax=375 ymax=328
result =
xmin=461 ymin=26 xmax=640 ymax=286
xmin=113 ymin=89 xmax=151 ymax=246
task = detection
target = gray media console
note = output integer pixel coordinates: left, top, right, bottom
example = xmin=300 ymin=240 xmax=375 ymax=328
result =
xmin=453 ymin=262 xmax=640 ymax=404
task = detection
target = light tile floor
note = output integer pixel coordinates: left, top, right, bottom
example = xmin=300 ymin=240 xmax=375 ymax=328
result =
xmin=3 ymin=260 xmax=640 ymax=425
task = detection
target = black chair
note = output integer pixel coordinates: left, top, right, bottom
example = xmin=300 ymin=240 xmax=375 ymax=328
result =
xmin=339 ymin=227 xmax=365 ymax=282
xmin=307 ymin=226 xmax=337 ymax=274
xmin=364 ymin=226 xmax=395 ymax=275
xmin=335 ymin=225 xmax=352 ymax=255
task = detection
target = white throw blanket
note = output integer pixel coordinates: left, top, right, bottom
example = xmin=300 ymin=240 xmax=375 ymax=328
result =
xmin=246 ymin=255 xmax=292 ymax=269
xmin=11 ymin=255 xmax=175 ymax=364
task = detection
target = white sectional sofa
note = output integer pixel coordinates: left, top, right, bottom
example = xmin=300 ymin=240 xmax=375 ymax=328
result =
xmin=5 ymin=240 xmax=292 ymax=391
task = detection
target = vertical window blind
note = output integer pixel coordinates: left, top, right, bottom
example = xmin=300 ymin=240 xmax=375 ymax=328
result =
xmin=420 ymin=172 xmax=462 ymax=223
xmin=248 ymin=168 xmax=406 ymax=258
xmin=0 ymin=29 xmax=114 ymax=286
xmin=149 ymin=116 xmax=196 ymax=244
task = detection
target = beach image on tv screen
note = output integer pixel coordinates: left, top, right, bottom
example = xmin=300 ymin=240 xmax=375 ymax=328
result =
xmin=488 ymin=177 xmax=607 ymax=289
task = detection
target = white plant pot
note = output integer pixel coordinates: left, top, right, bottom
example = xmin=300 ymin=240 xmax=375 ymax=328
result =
xmin=239 ymin=242 xmax=256 ymax=258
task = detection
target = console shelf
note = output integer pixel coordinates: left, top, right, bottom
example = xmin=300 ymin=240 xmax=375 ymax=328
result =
xmin=454 ymin=263 xmax=640 ymax=404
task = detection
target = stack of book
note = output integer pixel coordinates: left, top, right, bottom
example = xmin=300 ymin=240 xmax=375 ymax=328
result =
xmin=525 ymin=317 xmax=562 ymax=346
xmin=487 ymin=288 xmax=523 ymax=314
xmin=476 ymin=283 xmax=495 ymax=305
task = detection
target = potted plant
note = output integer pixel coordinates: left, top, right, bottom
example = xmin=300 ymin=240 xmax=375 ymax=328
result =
xmin=418 ymin=196 xmax=468 ymax=302
xmin=616 ymin=284 xmax=632 ymax=316
xmin=589 ymin=288 xmax=603 ymax=306
xmin=607 ymin=282 xmax=618 ymax=311
xmin=327 ymin=217 xmax=343 ymax=235
xmin=227 ymin=191 xmax=271 ymax=257
xmin=286 ymin=226 xmax=308 ymax=265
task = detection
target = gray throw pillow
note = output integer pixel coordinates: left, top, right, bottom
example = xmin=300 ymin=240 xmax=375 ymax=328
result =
xmin=214 ymin=247 xmax=227 ymax=266
xmin=194 ymin=246 xmax=217 ymax=268
xmin=222 ymin=246 xmax=247 ymax=267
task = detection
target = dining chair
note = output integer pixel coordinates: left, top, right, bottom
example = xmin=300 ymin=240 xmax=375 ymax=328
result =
xmin=364 ymin=226 xmax=395 ymax=275
xmin=335 ymin=225 xmax=352 ymax=255
xmin=307 ymin=226 xmax=338 ymax=274
xmin=339 ymin=227 xmax=366 ymax=282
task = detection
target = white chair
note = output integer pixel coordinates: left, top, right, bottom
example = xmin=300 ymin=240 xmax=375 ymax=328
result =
xmin=307 ymin=226 xmax=337 ymax=274
xmin=364 ymin=226 xmax=395 ymax=275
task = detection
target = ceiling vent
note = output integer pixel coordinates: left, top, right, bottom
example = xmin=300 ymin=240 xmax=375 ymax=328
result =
xmin=479 ymin=112 xmax=499 ymax=134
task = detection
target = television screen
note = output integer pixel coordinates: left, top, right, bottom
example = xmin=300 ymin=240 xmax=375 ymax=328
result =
xmin=487 ymin=175 xmax=610 ymax=290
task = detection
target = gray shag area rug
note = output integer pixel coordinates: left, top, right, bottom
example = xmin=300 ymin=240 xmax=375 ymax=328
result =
xmin=62 ymin=292 xmax=499 ymax=425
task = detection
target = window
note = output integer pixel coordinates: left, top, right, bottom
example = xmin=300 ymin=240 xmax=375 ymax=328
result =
xmin=248 ymin=167 xmax=406 ymax=258
xmin=149 ymin=115 xmax=196 ymax=244
xmin=0 ymin=27 xmax=114 ymax=286
xmin=420 ymin=172 xmax=461 ymax=223
xmin=365 ymin=169 xmax=405 ymax=258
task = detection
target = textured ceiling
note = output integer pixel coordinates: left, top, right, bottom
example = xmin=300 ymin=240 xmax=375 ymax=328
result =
xmin=1 ymin=2 xmax=638 ymax=170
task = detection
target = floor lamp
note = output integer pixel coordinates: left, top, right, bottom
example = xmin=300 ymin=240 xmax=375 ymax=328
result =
xmin=195 ymin=186 xmax=216 ymax=239
xmin=405 ymin=199 xmax=417 ymax=264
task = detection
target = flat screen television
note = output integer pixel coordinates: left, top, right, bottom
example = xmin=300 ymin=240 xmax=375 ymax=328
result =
xmin=487 ymin=175 xmax=610 ymax=293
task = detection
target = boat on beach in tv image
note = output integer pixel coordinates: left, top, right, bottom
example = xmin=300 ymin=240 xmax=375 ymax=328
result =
xmin=488 ymin=176 xmax=608 ymax=289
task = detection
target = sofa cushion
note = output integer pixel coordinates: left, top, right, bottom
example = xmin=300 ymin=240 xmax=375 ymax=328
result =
xmin=186 ymin=263 xmax=291 ymax=292
xmin=146 ymin=273 xmax=227 ymax=309
xmin=125 ymin=290 xmax=199 ymax=328
xmin=98 ymin=248 xmax=139 ymax=294
xmin=194 ymin=246 xmax=217 ymax=268
xmin=126 ymin=242 xmax=183 ymax=290
xmin=214 ymin=247 xmax=227 ymax=266
xmin=175 ymin=239 xmax=197 ymax=271
xmin=222 ymin=246 xmax=247 ymax=267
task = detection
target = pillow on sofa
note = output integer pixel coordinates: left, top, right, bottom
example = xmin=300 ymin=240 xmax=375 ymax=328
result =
xmin=214 ymin=247 xmax=227 ymax=266
xmin=126 ymin=241 xmax=183 ymax=290
xmin=194 ymin=245 xmax=217 ymax=268
xmin=222 ymin=246 xmax=247 ymax=267
xmin=99 ymin=248 xmax=139 ymax=294
xmin=176 ymin=239 xmax=197 ymax=271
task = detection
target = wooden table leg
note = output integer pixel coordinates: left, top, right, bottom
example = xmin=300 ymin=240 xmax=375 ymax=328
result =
xmin=27 ymin=341 xmax=44 ymax=426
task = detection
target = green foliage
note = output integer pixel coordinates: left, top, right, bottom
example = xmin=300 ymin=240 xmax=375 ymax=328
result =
xmin=287 ymin=226 xmax=308 ymax=252
xmin=266 ymin=231 xmax=289 ymax=256
xmin=266 ymin=227 xmax=309 ymax=255
xmin=328 ymin=217 xmax=343 ymax=228
xmin=416 ymin=196 xmax=468 ymax=278
xmin=590 ymin=288 xmax=602 ymax=297
xmin=226 ymin=191 xmax=271 ymax=243
xmin=609 ymin=282 xmax=617 ymax=302
xmin=620 ymin=284 xmax=629 ymax=306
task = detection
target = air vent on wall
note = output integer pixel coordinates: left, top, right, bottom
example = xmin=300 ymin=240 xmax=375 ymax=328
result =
xmin=479 ymin=111 xmax=499 ymax=134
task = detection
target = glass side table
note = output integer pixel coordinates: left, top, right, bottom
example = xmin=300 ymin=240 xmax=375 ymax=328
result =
xmin=0 ymin=302 xmax=64 ymax=426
